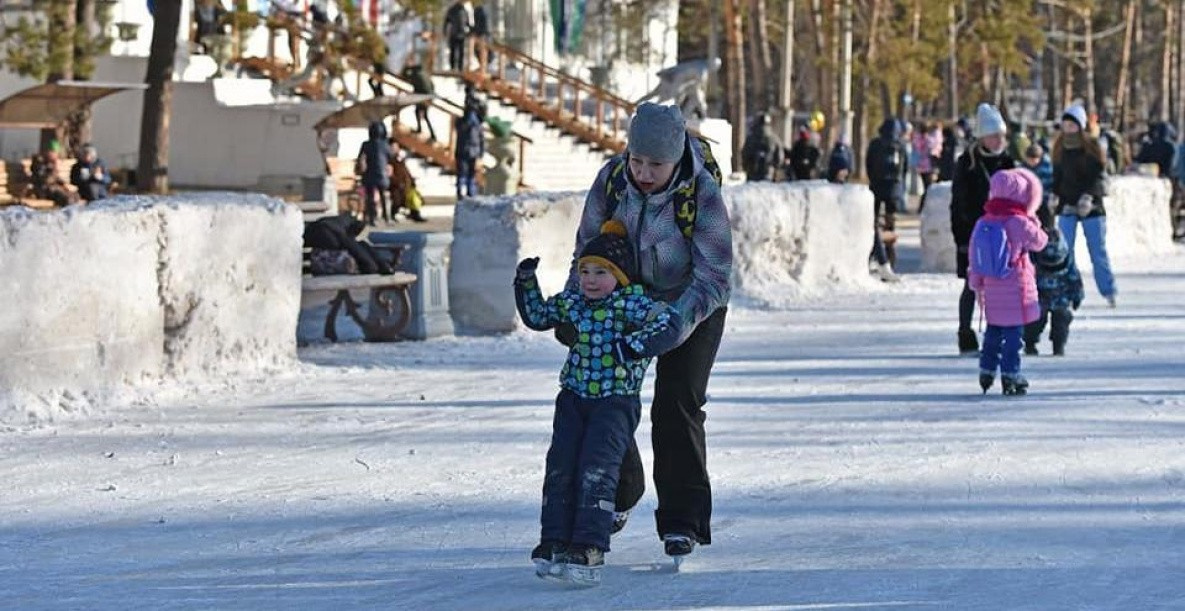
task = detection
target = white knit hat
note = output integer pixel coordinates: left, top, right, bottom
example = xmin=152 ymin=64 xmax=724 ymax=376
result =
xmin=1061 ymin=104 xmax=1088 ymax=129
xmin=976 ymin=103 xmax=1006 ymax=138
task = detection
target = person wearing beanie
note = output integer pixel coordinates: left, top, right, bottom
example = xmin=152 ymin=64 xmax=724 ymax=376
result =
xmin=967 ymin=168 xmax=1049 ymax=395
xmin=1052 ymin=104 xmax=1117 ymax=306
xmin=514 ymin=219 xmax=683 ymax=586
xmin=564 ymin=101 xmax=732 ymax=562
xmin=950 ymin=102 xmax=1017 ymax=354
xmin=786 ymin=124 xmax=822 ymax=180
xmin=1024 ymin=222 xmax=1085 ymax=358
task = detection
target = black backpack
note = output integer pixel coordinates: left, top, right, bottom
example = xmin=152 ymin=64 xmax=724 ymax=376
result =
xmin=879 ymin=140 xmax=904 ymax=182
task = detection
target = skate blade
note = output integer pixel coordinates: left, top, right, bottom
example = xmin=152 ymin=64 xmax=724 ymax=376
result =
xmin=671 ymin=555 xmax=685 ymax=572
xmin=533 ymin=559 xmax=565 ymax=581
xmin=564 ymin=565 xmax=601 ymax=587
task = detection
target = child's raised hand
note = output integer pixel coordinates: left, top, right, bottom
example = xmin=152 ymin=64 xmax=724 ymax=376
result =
xmin=516 ymin=256 xmax=540 ymax=280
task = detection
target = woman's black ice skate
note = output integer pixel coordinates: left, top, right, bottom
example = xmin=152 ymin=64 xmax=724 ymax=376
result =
xmin=610 ymin=510 xmax=630 ymax=535
xmin=1001 ymin=375 xmax=1029 ymax=396
xmin=979 ymin=372 xmax=994 ymax=394
xmin=662 ymin=534 xmax=696 ymax=571
xmin=562 ymin=544 xmax=603 ymax=587
xmin=531 ymin=541 xmax=566 ymax=580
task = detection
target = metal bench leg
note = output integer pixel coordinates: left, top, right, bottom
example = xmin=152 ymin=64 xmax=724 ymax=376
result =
xmin=324 ymin=289 xmax=367 ymax=342
xmin=361 ymin=285 xmax=413 ymax=342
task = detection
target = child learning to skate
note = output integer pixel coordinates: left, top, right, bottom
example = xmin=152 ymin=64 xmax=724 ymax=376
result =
xmin=1024 ymin=206 xmax=1085 ymax=357
xmin=968 ymin=168 xmax=1049 ymax=395
xmin=513 ymin=221 xmax=683 ymax=586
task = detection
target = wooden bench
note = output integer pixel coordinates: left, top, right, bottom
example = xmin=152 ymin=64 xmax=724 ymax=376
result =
xmin=301 ymin=243 xmax=417 ymax=342
xmin=302 ymin=272 xmax=418 ymax=342
xmin=0 ymin=158 xmax=89 ymax=209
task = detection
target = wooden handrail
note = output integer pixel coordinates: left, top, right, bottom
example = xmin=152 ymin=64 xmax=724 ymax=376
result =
xmin=377 ymin=68 xmax=534 ymax=144
xmin=483 ymin=40 xmax=636 ymax=109
xmin=454 ymin=37 xmax=635 ymax=153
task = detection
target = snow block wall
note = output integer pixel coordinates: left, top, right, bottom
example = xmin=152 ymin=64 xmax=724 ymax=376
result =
xmin=450 ymin=182 xmax=876 ymax=334
xmin=0 ymin=195 xmax=303 ymax=422
xmin=919 ymin=177 xmax=1176 ymax=274
xmin=1097 ymin=177 xmax=1177 ymax=261
xmin=449 ymin=192 xmax=585 ymax=334
xmin=919 ymin=183 xmax=957 ymax=274
xmin=726 ymin=181 xmax=875 ymax=307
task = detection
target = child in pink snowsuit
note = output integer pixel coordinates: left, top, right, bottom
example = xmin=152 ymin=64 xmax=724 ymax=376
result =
xmin=968 ymin=168 xmax=1049 ymax=395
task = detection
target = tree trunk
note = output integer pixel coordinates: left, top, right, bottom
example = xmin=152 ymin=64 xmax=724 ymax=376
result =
xmin=858 ymin=0 xmax=884 ymax=179
xmin=948 ymin=3 xmax=959 ymax=120
xmin=138 ymin=0 xmax=183 ymax=194
xmin=1163 ymin=3 xmax=1174 ymax=120
xmin=1178 ymin=0 xmax=1185 ymax=129
xmin=1133 ymin=0 xmax=1146 ymax=123
xmin=1084 ymin=7 xmax=1096 ymax=115
xmin=1115 ymin=0 xmax=1136 ymax=131
xmin=747 ymin=0 xmax=773 ymax=111
xmin=68 ymin=0 xmax=98 ymax=149
xmin=838 ymin=0 xmax=853 ymax=144
xmin=809 ymin=0 xmax=831 ymax=140
xmin=776 ymin=0 xmax=795 ymax=145
xmin=41 ymin=0 xmax=76 ymax=153
xmin=723 ymin=0 xmax=746 ymax=173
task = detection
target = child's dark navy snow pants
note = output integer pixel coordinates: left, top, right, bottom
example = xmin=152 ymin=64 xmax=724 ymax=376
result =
xmin=540 ymin=389 xmax=640 ymax=552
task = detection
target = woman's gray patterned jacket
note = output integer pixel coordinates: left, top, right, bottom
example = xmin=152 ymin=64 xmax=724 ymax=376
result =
xmin=567 ymin=135 xmax=733 ymax=343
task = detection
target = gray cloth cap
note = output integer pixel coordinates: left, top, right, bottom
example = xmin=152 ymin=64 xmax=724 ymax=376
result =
xmin=628 ymin=102 xmax=686 ymax=163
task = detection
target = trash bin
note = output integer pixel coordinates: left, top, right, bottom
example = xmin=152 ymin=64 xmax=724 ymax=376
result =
xmin=368 ymin=230 xmax=454 ymax=340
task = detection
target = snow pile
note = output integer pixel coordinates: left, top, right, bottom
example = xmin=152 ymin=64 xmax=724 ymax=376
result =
xmin=0 ymin=195 xmax=302 ymax=422
xmin=919 ymin=182 xmax=957 ymax=273
xmin=726 ymin=181 xmax=875 ymax=307
xmin=919 ymin=177 xmax=1176 ymax=274
xmin=1094 ymin=176 xmax=1177 ymax=262
xmin=449 ymin=192 xmax=585 ymax=334
xmin=450 ymin=182 xmax=876 ymax=333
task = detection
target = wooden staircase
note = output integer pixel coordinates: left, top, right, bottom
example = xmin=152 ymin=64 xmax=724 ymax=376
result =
xmin=378 ymin=71 xmax=533 ymax=189
xmin=455 ymin=39 xmax=636 ymax=154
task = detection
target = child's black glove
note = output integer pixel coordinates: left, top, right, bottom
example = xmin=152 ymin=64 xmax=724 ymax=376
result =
xmin=1072 ymin=299 xmax=1081 ymax=311
xmin=554 ymin=323 xmax=578 ymax=347
xmin=515 ymin=257 xmax=540 ymax=280
xmin=610 ymin=338 xmax=640 ymax=364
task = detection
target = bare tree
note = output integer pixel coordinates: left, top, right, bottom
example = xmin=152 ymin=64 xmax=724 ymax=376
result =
xmin=723 ymin=0 xmax=746 ymax=172
xmin=137 ymin=0 xmax=182 ymax=194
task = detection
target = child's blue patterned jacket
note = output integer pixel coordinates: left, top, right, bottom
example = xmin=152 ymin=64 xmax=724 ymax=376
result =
xmin=515 ymin=273 xmax=682 ymax=399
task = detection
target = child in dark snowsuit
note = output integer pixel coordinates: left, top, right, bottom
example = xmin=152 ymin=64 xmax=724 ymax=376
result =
xmin=1024 ymin=225 xmax=1085 ymax=356
xmin=514 ymin=220 xmax=682 ymax=587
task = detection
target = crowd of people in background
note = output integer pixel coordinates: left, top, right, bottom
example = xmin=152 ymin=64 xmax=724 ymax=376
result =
xmin=740 ymin=104 xmax=1185 ymax=249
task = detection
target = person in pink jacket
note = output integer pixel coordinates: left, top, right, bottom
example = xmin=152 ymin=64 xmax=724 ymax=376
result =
xmin=968 ymin=168 xmax=1049 ymax=396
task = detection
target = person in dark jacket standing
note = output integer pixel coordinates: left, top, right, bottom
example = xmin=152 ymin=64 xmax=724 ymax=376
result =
xmin=1135 ymin=121 xmax=1177 ymax=180
xmin=786 ymin=126 xmax=822 ymax=180
xmin=864 ymin=118 xmax=908 ymax=281
xmin=443 ymin=0 xmax=471 ymax=71
xmin=357 ymin=121 xmax=392 ymax=225
xmin=740 ymin=113 xmax=782 ymax=181
xmin=454 ymin=108 xmax=484 ymax=199
xmin=826 ymin=136 xmax=854 ymax=183
xmin=70 ymin=144 xmax=112 ymax=202
xmin=1053 ymin=104 xmax=1117 ymax=306
xmin=938 ymin=123 xmax=965 ymax=182
xmin=950 ymin=103 xmax=1016 ymax=354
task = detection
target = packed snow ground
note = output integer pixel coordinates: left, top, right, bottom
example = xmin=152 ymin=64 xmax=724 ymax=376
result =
xmin=3 ymin=228 xmax=1185 ymax=610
